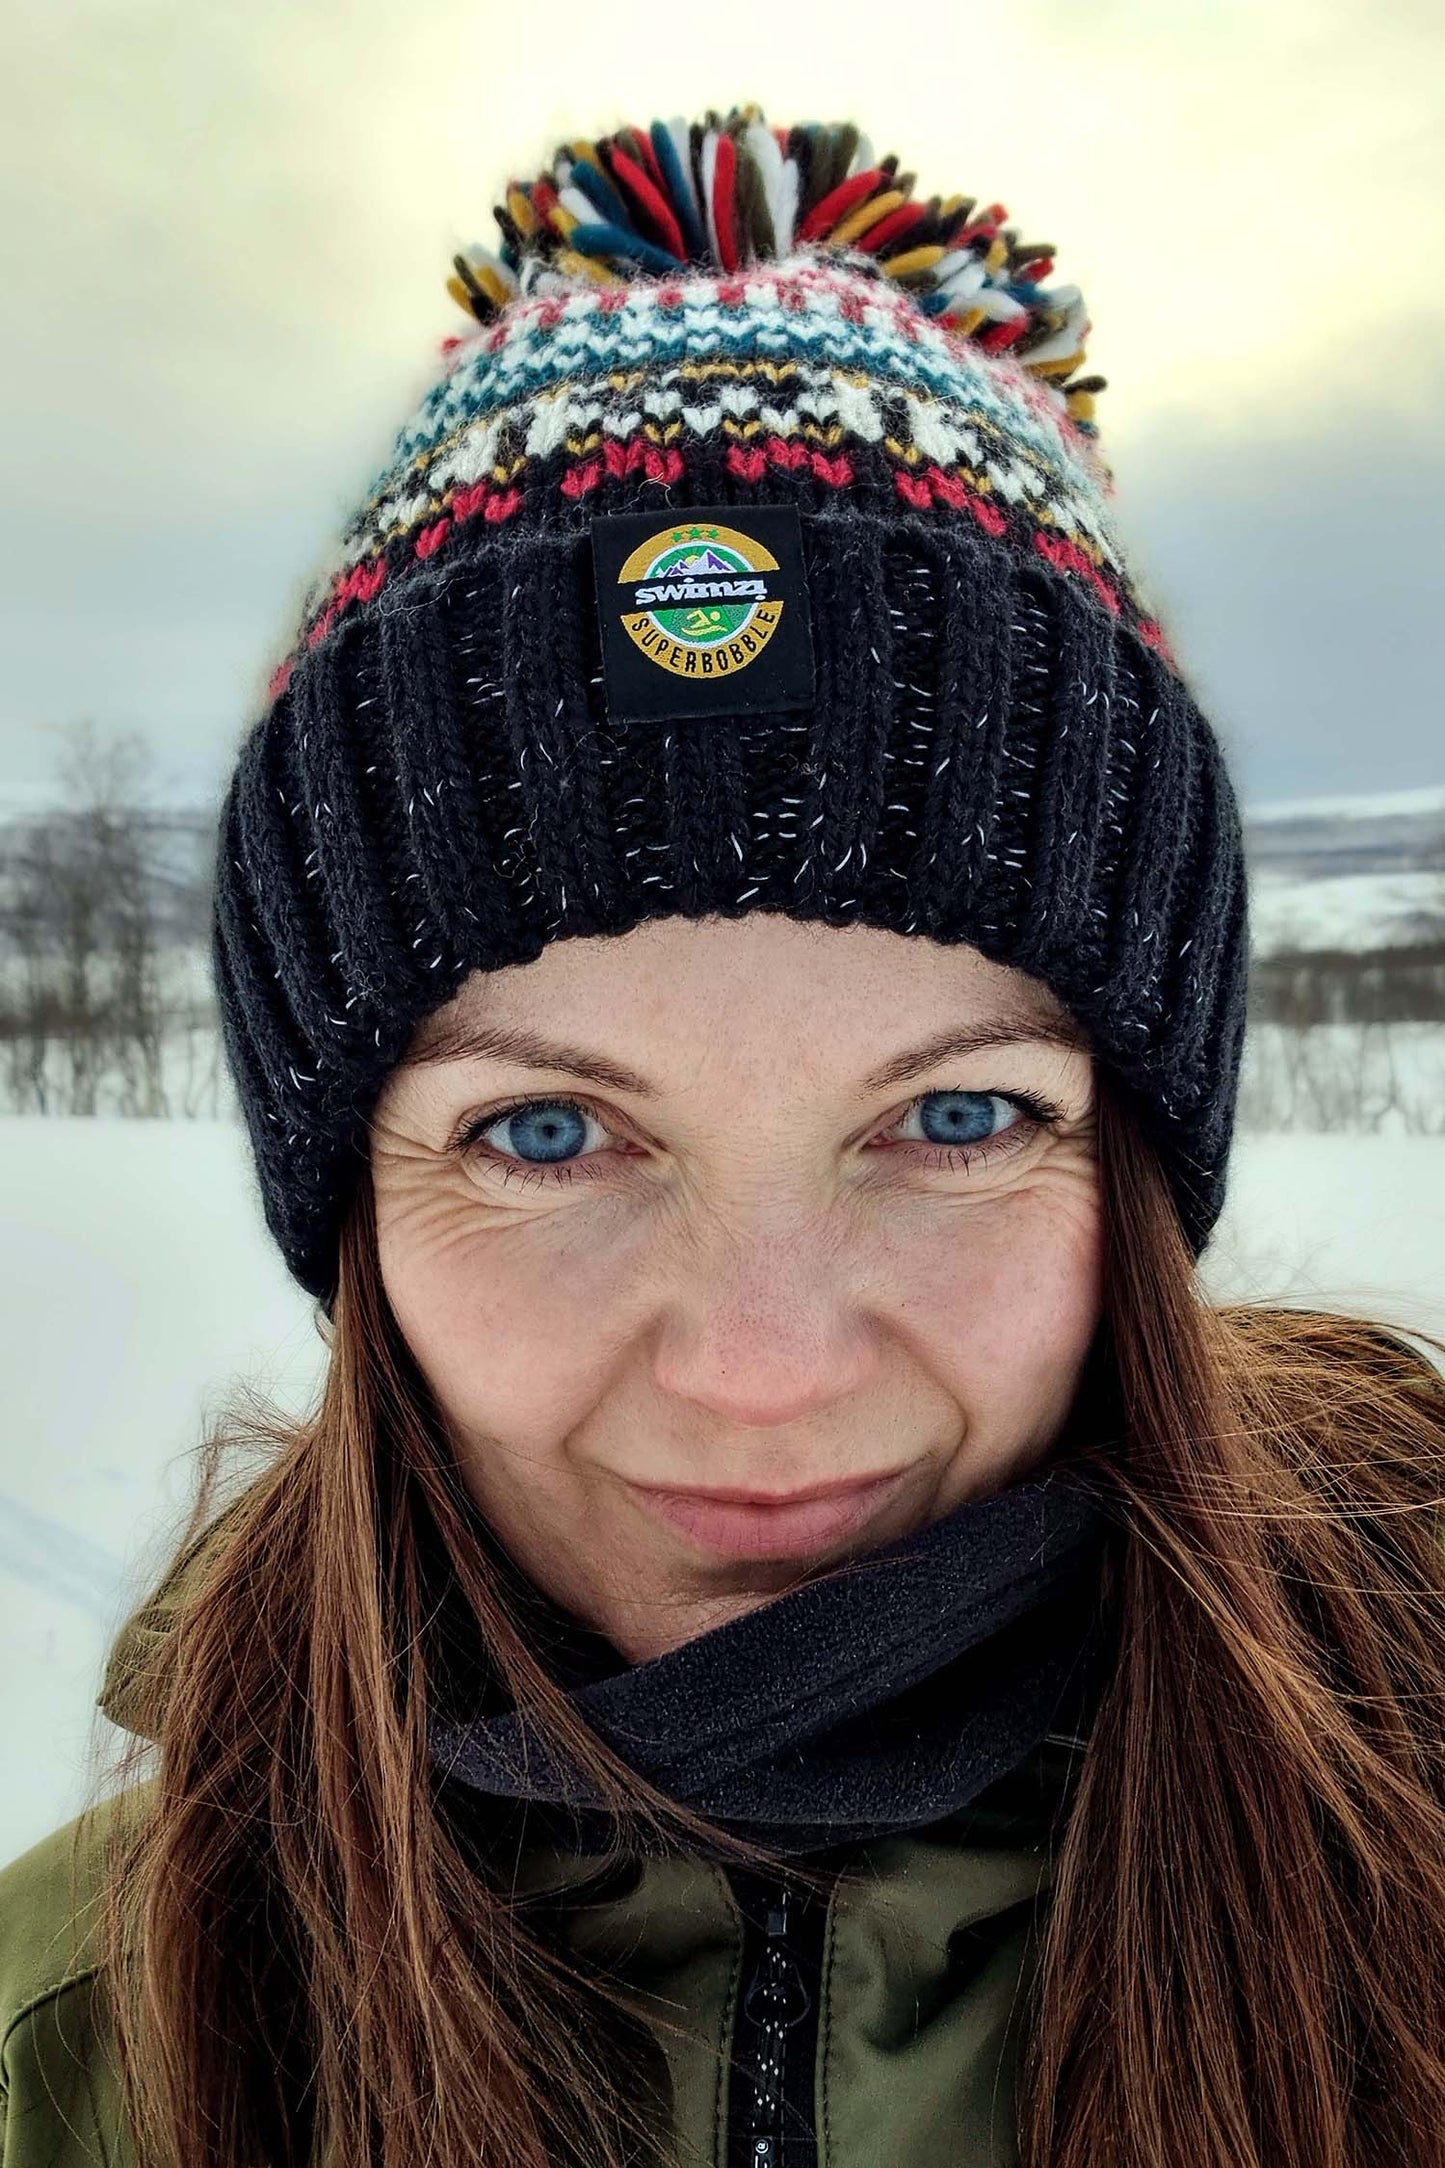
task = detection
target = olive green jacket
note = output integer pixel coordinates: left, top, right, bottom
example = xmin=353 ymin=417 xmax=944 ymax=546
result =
xmin=0 ymin=1515 xmax=1086 ymax=2168
xmin=6 ymin=1325 xmax=1437 ymax=2164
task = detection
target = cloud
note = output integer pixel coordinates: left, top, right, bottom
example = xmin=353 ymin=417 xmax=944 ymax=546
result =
xmin=1110 ymin=407 xmax=1445 ymax=799
xmin=2 ymin=0 xmax=1440 ymax=801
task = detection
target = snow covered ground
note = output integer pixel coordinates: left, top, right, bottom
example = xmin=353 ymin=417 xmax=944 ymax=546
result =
xmin=2 ymin=1115 xmax=1444 ymax=1869
xmin=1247 ymin=783 xmax=1444 ymax=955
xmin=1250 ymin=868 xmax=1442 ymax=957
xmin=1 ymin=1120 xmax=319 ymax=1867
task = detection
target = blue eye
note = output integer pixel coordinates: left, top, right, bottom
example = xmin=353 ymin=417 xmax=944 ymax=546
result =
xmin=895 ymin=1090 xmax=1024 ymax=1150
xmin=457 ymin=1084 xmax=1053 ymax=1185
xmin=477 ymin=1099 xmax=604 ymax=1165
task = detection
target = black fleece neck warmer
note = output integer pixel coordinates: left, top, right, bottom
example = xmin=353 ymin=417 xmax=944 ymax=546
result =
xmin=428 ymin=1466 xmax=1118 ymax=1857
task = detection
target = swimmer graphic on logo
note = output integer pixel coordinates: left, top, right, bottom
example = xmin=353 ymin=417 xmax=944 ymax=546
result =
xmin=617 ymin=521 xmax=786 ymax=679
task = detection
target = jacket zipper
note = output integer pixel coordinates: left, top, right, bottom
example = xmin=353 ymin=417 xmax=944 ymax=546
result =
xmin=724 ymin=1864 xmax=832 ymax=2168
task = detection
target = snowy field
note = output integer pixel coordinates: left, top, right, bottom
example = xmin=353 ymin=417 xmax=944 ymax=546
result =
xmin=3 ymin=1117 xmax=1445 ymax=1869
xmin=1250 ymin=869 xmax=1442 ymax=957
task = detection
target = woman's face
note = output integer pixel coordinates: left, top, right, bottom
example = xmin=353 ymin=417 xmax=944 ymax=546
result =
xmin=370 ymin=915 xmax=1101 ymax=1662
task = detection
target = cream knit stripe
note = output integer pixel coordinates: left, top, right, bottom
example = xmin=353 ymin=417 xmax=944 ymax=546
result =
xmin=341 ymin=385 xmax=1116 ymax=580
xmin=397 ymin=303 xmax=1072 ymax=467
xmin=393 ymin=260 xmax=1090 ymax=464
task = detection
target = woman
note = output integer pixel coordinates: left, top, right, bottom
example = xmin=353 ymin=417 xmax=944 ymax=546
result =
xmin=2 ymin=104 xmax=1443 ymax=2168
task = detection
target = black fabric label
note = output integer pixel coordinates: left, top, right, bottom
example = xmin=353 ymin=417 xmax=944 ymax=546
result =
xmin=589 ymin=504 xmax=816 ymax=724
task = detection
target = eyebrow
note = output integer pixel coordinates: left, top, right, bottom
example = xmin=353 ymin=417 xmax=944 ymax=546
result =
xmin=403 ymin=1009 xmax=1088 ymax=1097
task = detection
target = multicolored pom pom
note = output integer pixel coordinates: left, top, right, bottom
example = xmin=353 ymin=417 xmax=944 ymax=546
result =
xmin=447 ymin=105 xmax=1107 ymax=435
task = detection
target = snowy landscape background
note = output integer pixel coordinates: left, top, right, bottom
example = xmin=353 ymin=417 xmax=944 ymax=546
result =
xmin=2 ymin=777 xmax=1444 ymax=1868
xmin=2 ymin=0 xmax=1442 ymax=1922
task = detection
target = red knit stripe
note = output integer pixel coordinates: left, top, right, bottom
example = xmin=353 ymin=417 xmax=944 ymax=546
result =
xmin=976 ymin=315 xmax=1030 ymax=355
xmin=530 ymin=177 xmax=564 ymax=234
xmin=796 ymin=167 xmax=885 ymax=243
xmin=713 ymin=132 xmax=740 ymax=271
xmin=608 ymin=144 xmax=686 ymax=261
xmin=857 ymin=202 xmax=927 ymax=256
xmin=627 ymin=124 xmax=667 ymax=195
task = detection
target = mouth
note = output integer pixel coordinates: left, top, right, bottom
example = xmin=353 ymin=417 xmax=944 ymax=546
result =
xmin=624 ymin=1466 xmax=915 ymax=1560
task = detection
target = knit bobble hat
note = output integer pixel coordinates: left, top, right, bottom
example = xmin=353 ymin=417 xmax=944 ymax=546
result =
xmin=212 ymin=104 xmax=1250 ymax=1311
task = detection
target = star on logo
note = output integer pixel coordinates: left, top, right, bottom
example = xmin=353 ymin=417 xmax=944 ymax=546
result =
xmin=671 ymin=524 xmax=721 ymax=543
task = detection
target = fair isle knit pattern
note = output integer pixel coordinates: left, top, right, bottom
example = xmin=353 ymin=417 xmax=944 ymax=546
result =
xmin=213 ymin=109 xmax=1249 ymax=1307
xmin=274 ymin=256 xmax=1165 ymax=686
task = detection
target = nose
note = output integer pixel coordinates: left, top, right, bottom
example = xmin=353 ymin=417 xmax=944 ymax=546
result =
xmin=650 ymin=1222 xmax=880 ymax=1432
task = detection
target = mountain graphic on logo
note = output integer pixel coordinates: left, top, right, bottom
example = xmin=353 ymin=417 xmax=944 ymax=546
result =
xmin=676 ymin=547 xmax=735 ymax=574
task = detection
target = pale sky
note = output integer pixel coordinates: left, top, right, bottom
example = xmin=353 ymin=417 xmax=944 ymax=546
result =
xmin=3 ymin=0 xmax=1442 ymax=810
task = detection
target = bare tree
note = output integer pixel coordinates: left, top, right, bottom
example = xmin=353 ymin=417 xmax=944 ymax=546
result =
xmin=0 ymin=722 xmax=171 ymax=1114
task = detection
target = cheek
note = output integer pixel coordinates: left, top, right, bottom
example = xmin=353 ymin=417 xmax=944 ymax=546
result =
xmin=377 ymin=1188 xmax=643 ymax=1449
xmin=881 ymin=1177 xmax=1103 ymax=1438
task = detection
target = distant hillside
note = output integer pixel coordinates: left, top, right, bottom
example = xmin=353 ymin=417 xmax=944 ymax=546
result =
xmin=3 ymin=784 xmax=1442 ymax=962
xmin=1245 ymin=786 xmax=1445 ymax=880
xmin=1245 ymin=787 xmax=1444 ymax=960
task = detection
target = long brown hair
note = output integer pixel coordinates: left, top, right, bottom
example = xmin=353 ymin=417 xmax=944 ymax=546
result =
xmin=94 ymin=1081 xmax=1445 ymax=2166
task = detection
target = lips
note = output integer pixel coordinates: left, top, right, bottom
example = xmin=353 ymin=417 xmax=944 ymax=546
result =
xmin=625 ymin=1466 xmax=913 ymax=1560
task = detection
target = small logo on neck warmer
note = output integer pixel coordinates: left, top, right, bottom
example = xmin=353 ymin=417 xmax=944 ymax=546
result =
xmin=590 ymin=503 xmax=816 ymax=724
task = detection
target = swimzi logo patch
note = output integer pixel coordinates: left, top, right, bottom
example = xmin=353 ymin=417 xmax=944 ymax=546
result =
xmin=620 ymin=522 xmax=783 ymax=676
xmin=590 ymin=503 xmax=816 ymax=724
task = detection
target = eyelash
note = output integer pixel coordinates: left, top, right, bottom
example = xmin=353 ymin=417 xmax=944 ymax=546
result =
xmin=449 ymin=1088 xmax=1064 ymax=1187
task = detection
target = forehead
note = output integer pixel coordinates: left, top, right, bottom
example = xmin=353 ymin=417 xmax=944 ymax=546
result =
xmin=400 ymin=917 xmax=1087 ymax=1078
